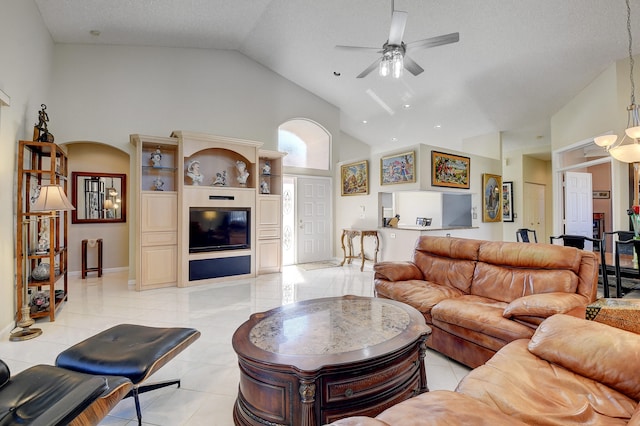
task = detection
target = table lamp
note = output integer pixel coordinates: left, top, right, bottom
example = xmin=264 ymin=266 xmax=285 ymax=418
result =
xmin=10 ymin=184 xmax=75 ymax=341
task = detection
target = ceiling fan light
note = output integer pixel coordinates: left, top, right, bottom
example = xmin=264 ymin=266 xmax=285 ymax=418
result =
xmin=625 ymin=125 xmax=640 ymax=139
xmin=594 ymin=135 xmax=617 ymax=147
xmin=392 ymin=53 xmax=403 ymax=78
xmin=379 ymin=59 xmax=390 ymax=77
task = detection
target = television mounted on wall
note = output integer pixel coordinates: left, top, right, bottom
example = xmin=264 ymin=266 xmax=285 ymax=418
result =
xmin=189 ymin=207 xmax=250 ymax=253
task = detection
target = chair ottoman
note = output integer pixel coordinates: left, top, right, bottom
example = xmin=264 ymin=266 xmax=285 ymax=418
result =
xmin=55 ymin=324 xmax=200 ymax=425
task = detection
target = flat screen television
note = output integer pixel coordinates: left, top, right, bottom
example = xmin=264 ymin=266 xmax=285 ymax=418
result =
xmin=189 ymin=207 xmax=250 ymax=253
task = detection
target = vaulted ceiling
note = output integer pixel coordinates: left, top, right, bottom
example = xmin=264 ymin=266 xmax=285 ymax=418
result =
xmin=34 ymin=0 xmax=640 ymax=152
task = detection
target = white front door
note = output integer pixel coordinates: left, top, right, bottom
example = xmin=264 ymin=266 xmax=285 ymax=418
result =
xmin=296 ymin=176 xmax=332 ymax=263
xmin=564 ymin=171 xmax=593 ymax=249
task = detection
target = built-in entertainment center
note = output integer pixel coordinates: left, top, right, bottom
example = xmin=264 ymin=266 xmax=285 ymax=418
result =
xmin=130 ymin=131 xmax=285 ymax=290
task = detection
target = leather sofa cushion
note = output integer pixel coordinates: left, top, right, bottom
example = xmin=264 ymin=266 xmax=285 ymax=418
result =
xmin=471 ymin=262 xmax=578 ymax=303
xmin=478 ymin=240 xmax=582 ymax=272
xmin=528 ymin=314 xmax=640 ymax=401
xmin=375 ymin=279 xmax=464 ymax=322
xmin=431 ymin=295 xmax=534 ymax=351
xmin=458 ymin=339 xmax=636 ymax=425
xmin=412 ymin=237 xmax=480 ymax=293
xmin=374 ymin=391 xmax=528 ymax=426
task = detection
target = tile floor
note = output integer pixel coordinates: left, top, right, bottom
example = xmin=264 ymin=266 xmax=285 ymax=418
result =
xmin=0 ymin=263 xmax=471 ymax=425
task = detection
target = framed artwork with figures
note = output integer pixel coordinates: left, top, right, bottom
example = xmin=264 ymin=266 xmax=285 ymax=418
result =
xmin=380 ymin=151 xmax=415 ymax=185
xmin=431 ymin=151 xmax=470 ymax=189
xmin=482 ymin=173 xmax=502 ymax=222
xmin=502 ymin=181 xmax=514 ymax=222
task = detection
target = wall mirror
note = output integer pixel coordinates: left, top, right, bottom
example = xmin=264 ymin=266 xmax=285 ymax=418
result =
xmin=72 ymin=172 xmax=126 ymax=223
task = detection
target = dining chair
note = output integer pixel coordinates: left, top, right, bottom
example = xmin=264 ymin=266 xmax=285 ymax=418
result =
xmin=613 ymin=237 xmax=640 ymax=298
xmin=603 ymin=231 xmax=635 ymax=255
xmin=550 ymin=234 xmax=609 ymax=297
xmin=516 ymin=228 xmax=537 ymax=243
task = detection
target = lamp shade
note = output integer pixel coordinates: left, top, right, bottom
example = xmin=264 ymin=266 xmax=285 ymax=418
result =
xmin=31 ymin=184 xmax=75 ymax=212
xmin=625 ymin=126 xmax=640 ymax=139
xmin=609 ymin=142 xmax=640 ymax=163
xmin=594 ymin=134 xmax=618 ymax=147
xmin=104 ymin=199 xmax=114 ymax=209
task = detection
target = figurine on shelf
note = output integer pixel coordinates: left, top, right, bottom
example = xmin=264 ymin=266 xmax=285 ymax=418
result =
xmin=187 ymin=160 xmax=204 ymax=186
xmin=212 ymin=171 xmax=227 ymax=186
xmin=260 ymin=179 xmax=270 ymax=194
xmin=153 ymin=177 xmax=164 ymax=191
xmin=150 ymin=147 xmax=162 ymax=168
xmin=262 ymin=161 xmax=271 ymax=176
xmin=36 ymin=217 xmax=50 ymax=254
xmin=33 ymin=104 xmax=54 ymax=143
xmin=236 ymin=160 xmax=250 ymax=186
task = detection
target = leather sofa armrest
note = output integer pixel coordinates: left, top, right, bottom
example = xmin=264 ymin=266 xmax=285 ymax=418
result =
xmin=373 ymin=261 xmax=423 ymax=282
xmin=503 ymin=293 xmax=588 ymax=319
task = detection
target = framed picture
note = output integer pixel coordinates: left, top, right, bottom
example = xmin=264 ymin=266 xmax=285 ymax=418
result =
xmin=593 ymin=190 xmax=610 ymax=199
xmin=341 ymin=160 xmax=369 ymax=196
xmin=380 ymin=151 xmax=416 ymax=185
xmin=431 ymin=151 xmax=470 ymax=189
xmin=482 ymin=173 xmax=502 ymax=222
xmin=502 ymin=181 xmax=514 ymax=222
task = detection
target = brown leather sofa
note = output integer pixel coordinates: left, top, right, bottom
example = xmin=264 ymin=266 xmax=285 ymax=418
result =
xmin=373 ymin=236 xmax=598 ymax=367
xmin=329 ymin=314 xmax=640 ymax=425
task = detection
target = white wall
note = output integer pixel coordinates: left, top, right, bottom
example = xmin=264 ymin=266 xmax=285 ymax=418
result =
xmin=0 ymin=0 xmax=54 ymax=332
xmin=49 ymin=45 xmax=340 ymax=152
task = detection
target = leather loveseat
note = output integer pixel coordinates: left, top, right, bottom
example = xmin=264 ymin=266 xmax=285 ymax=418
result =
xmin=329 ymin=314 xmax=640 ymax=426
xmin=373 ymin=236 xmax=598 ymax=367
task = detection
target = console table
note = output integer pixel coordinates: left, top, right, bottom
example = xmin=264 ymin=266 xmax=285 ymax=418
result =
xmin=340 ymin=228 xmax=380 ymax=271
xmin=232 ymin=295 xmax=431 ymax=426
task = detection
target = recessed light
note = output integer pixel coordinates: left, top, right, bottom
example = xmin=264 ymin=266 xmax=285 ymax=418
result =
xmin=89 ymin=30 xmax=101 ymax=37
xmin=391 ymin=137 xmax=398 ymax=142
xmin=434 ymin=124 xmax=442 ymax=129
xmin=333 ymin=71 xmax=341 ymax=77
xmin=362 ymin=120 xmax=368 ymax=124
xmin=403 ymin=104 xmax=411 ymax=109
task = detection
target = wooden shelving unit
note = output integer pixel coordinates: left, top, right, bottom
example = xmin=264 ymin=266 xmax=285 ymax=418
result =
xmin=16 ymin=140 xmax=69 ymax=322
xmin=130 ymin=134 xmax=180 ymax=291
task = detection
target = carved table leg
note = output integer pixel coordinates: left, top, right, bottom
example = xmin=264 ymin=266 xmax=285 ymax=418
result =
xmin=340 ymin=230 xmax=347 ymax=266
xmin=299 ymin=379 xmax=317 ymax=426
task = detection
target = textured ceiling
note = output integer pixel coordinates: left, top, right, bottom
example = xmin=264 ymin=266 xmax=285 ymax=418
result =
xmin=35 ymin=0 xmax=639 ymax=153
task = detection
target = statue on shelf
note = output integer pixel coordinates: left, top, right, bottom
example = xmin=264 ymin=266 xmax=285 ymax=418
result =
xmin=37 ymin=217 xmax=50 ymax=254
xmin=236 ymin=160 xmax=250 ymax=186
xmin=260 ymin=179 xmax=270 ymax=194
xmin=150 ymin=147 xmax=162 ymax=168
xmin=153 ymin=177 xmax=164 ymax=191
xmin=212 ymin=171 xmax=227 ymax=186
xmin=262 ymin=161 xmax=271 ymax=176
xmin=187 ymin=160 xmax=204 ymax=186
xmin=33 ymin=104 xmax=54 ymax=143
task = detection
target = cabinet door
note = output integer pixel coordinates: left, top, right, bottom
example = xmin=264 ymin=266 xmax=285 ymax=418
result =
xmin=258 ymin=196 xmax=281 ymax=228
xmin=257 ymin=239 xmax=281 ymax=273
xmin=141 ymin=245 xmax=178 ymax=287
xmin=142 ymin=193 xmax=177 ymax=232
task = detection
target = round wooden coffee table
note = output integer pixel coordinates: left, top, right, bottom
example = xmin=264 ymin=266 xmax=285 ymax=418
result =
xmin=232 ymin=295 xmax=431 ymax=426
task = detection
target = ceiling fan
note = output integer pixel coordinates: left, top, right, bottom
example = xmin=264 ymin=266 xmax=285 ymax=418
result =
xmin=336 ymin=1 xmax=459 ymax=79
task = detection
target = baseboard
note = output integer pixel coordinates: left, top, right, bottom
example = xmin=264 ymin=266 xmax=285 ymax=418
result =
xmin=68 ymin=266 xmax=129 ymax=277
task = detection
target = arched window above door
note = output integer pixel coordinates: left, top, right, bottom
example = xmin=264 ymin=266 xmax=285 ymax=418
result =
xmin=278 ymin=119 xmax=330 ymax=170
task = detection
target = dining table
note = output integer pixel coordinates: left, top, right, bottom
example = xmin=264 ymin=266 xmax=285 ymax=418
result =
xmin=603 ymin=252 xmax=639 ymax=297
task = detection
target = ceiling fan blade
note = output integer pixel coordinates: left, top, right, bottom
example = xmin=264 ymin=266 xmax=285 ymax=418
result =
xmin=388 ymin=10 xmax=408 ymax=45
xmin=335 ymin=45 xmax=382 ymax=52
xmin=407 ymin=32 xmax=460 ymax=50
xmin=403 ymin=56 xmax=424 ymax=76
xmin=357 ymin=58 xmax=382 ymax=79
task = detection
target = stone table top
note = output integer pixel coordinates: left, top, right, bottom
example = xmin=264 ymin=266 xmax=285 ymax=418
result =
xmin=249 ymin=297 xmax=412 ymax=355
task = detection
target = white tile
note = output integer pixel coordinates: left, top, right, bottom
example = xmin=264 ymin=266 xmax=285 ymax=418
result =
xmin=0 ymin=266 xmax=471 ymax=426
